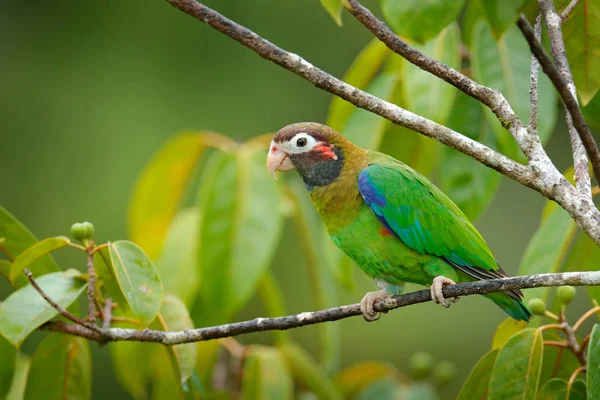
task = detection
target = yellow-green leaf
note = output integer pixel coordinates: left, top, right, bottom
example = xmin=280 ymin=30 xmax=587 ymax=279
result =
xmin=557 ymin=0 xmax=600 ymax=105
xmin=492 ymin=318 xmax=528 ymax=350
xmin=0 ymin=260 xmax=10 ymax=282
xmin=588 ymin=324 xmax=600 ymax=399
xmin=457 ymin=349 xmax=498 ymax=400
xmin=195 ymin=147 xmax=283 ymax=325
xmin=128 ymin=132 xmax=234 ymax=260
xmin=109 ymin=240 xmax=164 ymax=326
xmin=279 ymin=342 xmax=341 ymax=400
xmin=24 ymin=335 xmax=91 ymax=400
xmin=5 ymin=353 xmax=30 ymax=400
xmin=110 ymin=341 xmax=154 ymax=399
xmin=9 ymin=236 xmax=69 ymax=288
xmin=327 ymin=40 xmax=391 ymax=132
xmin=319 ymin=0 xmax=342 ymax=25
xmin=242 ymin=346 xmax=293 ymax=400
xmin=156 ymin=208 xmax=201 ymax=307
xmin=153 ymin=294 xmax=196 ymax=385
xmin=0 ymin=270 xmax=86 ymax=348
xmin=488 ymin=328 xmax=543 ymax=400
xmin=0 ymin=206 xmax=60 ymax=287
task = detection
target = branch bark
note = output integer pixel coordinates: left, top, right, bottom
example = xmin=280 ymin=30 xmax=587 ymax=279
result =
xmin=528 ymin=14 xmax=542 ymax=136
xmin=37 ymin=271 xmax=600 ymax=345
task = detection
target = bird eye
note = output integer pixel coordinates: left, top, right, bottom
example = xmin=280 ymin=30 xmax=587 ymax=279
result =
xmin=296 ymin=137 xmax=307 ymax=147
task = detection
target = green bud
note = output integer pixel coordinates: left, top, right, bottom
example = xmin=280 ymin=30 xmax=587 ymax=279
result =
xmin=557 ymin=286 xmax=576 ymax=305
xmin=71 ymin=223 xmax=86 ymax=241
xmin=433 ymin=361 xmax=456 ymax=386
xmin=81 ymin=221 xmax=95 ymax=238
xmin=0 ymin=237 xmax=5 ymax=245
xmin=528 ymin=298 xmax=546 ymax=316
xmin=409 ymin=352 xmax=434 ymax=379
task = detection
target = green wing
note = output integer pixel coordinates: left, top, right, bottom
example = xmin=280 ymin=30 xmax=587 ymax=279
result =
xmin=358 ymin=157 xmax=501 ymax=278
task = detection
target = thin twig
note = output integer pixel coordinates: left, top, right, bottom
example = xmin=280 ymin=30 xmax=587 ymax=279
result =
xmin=563 ymin=321 xmax=586 ymax=365
xmin=568 ymin=366 xmax=586 ymax=386
xmin=528 ymin=13 xmax=542 ymax=136
xmin=102 ymin=298 xmax=113 ymax=330
xmin=24 ymin=268 xmax=102 ymax=334
xmin=544 ymin=340 xmax=568 ymax=348
xmin=561 ymin=0 xmax=581 ymax=21
xmin=34 ymin=271 xmax=600 ymax=345
xmin=86 ymin=249 xmax=97 ymax=324
xmin=573 ymin=306 xmax=600 ymax=331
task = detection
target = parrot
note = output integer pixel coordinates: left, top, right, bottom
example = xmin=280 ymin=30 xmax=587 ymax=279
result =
xmin=266 ymin=122 xmax=531 ymax=322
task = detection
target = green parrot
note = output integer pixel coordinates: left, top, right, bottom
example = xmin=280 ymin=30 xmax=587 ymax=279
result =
xmin=266 ymin=122 xmax=531 ymax=322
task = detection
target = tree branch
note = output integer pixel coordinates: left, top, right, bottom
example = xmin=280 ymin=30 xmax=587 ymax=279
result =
xmin=86 ymin=249 xmax=97 ymax=325
xmin=561 ymin=0 xmax=581 ymax=21
xmin=165 ymin=0 xmax=534 ymax=187
xmin=528 ymin=14 xmax=542 ymax=136
xmin=37 ymin=271 xmax=600 ymax=345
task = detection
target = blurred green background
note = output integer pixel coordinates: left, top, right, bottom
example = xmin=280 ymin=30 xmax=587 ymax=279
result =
xmin=0 ymin=0 xmax=585 ymax=398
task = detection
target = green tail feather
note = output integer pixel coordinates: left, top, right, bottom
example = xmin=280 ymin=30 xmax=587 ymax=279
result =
xmin=485 ymin=292 xmax=532 ymax=322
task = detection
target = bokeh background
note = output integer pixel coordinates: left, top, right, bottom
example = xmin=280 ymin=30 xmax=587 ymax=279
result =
xmin=0 ymin=0 xmax=589 ymax=398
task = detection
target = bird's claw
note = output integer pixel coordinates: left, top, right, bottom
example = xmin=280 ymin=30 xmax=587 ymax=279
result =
xmin=430 ymin=276 xmax=459 ymax=308
xmin=360 ymin=289 xmax=393 ymax=322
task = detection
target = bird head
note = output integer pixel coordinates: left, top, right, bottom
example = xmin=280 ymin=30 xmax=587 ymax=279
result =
xmin=266 ymin=123 xmax=349 ymax=186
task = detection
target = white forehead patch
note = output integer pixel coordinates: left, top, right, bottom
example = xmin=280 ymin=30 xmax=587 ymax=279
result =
xmin=282 ymin=132 xmax=320 ymax=153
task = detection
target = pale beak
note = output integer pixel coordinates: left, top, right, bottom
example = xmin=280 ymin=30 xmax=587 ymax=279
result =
xmin=266 ymin=141 xmax=295 ymax=180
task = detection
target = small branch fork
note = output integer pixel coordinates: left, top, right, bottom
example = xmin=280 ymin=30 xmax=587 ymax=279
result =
xmin=27 ymin=270 xmax=600 ymax=345
xmin=165 ymin=0 xmax=600 ymax=246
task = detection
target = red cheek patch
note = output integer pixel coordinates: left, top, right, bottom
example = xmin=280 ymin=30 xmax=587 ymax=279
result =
xmin=314 ymin=144 xmax=338 ymax=160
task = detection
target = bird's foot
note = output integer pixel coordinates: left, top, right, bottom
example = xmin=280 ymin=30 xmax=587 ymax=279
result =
xmin=360 ymin=289 xmax=394 ymax=322
xmin=430 ymin=276 xmax=459 ymax=308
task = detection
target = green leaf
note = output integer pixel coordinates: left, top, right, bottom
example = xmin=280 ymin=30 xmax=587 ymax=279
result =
xmin=0 ymin=206 xmax=60 ymax=287
xmin=540 ymin=330 xmax=581 ymax=384
xmin=441 ymin=92 xmax=502 ymax=220
xmin=242 ymin=346 xmax=293 ymax=400
xmin=569 ymin=380 xmax=587 ymax=400
xmin=153 ymin=294 xmax=196 ymax=385
xmin=471 ymin=20 xmax=557 ymax=149
xmin=0 ymin=335 xmax=17 ymax=398
xmin=94 ymin=247 xmax=133 ymax=320
xmin=380 ymin=0 xmax=466 ymax=43
xmin=0 ymin=260 xmax=10 ymax=282
xmin=110 ymin=341 xmax=154 ymax=399
xmin=492 ymin=318 xmax=528 ymax=350
xmin=0 ymin=270 xmax=86 ymax=348
xmin=401 ymin=23 xmax=460 ymax=123
xmin=457 ymin=349 xmax=499 ymax=400
xmin=129 ymin=132 xmax=234 ymax=260
xmin=356 ymin=379 xmax=403 ymax=400
xmin=9 ymin=236 xmax=70 ymax=288
xmin=279 ymin=342 xmax=342 ymax=400
xmin=342 ymin=73 xmax=399 ymax=150
xmin=327 ymin=40 xmax=391 ymax=132
xmin=480 ymin=0 xmax=524 ymax=38
xmin=565 ymin=234 xmax=600 ymax=303
xmin=335 ymin=362 xmax=398 ymax=399
xmin=195 ymin=147 xmax=284 ymax=325
xmin=557 ymin=0 xmax=600 ymax=105
xmin=488 ymin=328 xmax=543 ymax=400
xmin=588 ymin=324 xmax=600 ymax=399
xmin=518 ymin=204 xmax=577 ymax=302
xmin=397 ymin=382 xmax=440 ymax=400
xmin=380 ymin=125 xmax=441 ymax=178
xmin=5 ymin=353 xmax=30 ymax=400
xmin=538 ymin=378 xmax=569 ymax=399
xmin=319 ymin=0 xmax=342 ymax=25
xmin=583 ymin=94 xmax=600 ymax=132
xmin=156 ymin=209 xmax=201 ymax=307
xmin=24 ymin=334 xmax=91 ymax=400
xmin=109 ymin=240 xmax=164 ymax=326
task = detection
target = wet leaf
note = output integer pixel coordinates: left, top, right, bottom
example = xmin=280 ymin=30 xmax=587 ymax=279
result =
xmin=0 ymin=206 xmax=60 ymax=288
xmin=109 ymin=240 xmax=163 ymax=326
xmin=0 ymin=270 xmax=86 ymax=348
xmin=153 ymin=294 xmax=196 ymax=385
xmin=129 ymin=132 xmax=234 ymax=260
xmin=24 ymin=334 xmax=91 ymax=400
xmin=319 ymin=0 xmax=342 ymax=25
xmin=327 ymin=40 xmax=391 ymax=132
xmin=242 ymin=346 xmax=293 ymax=400
xmin=9 ymin=236 xmax=69 ymax=288
xmin=480 ymin=0 xmax=524 ymax=38
xmin=588 ymin=324 xmax=600 ymax=399
xmin=492 ymin=318 xmax=528 ymax=350
xmin=0 ymin=334 xmax=16 ymax=398
xmin=457 ymin=349 xmax=498 ymax=400
xmin=380 ymin=0 xmax=466 ymax=43
xmin=156 ymin=208 xmax=201 ymax=306
xmin=195 ymin=146 xmax=283 ymax=325
xmin=488 ymin=328 xmax=543 ymax=400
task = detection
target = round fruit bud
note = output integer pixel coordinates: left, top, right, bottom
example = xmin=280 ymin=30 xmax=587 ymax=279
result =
xmin=528 ymin=298 xmax=546 ymax=316
xmin=557 ymin=286 xmax=576 ymax=305
xmin=433 ymin=361 xmax=456 ymax=386
xmin=409 ymin=352 xmax=434 ymax=379
xmin=71 ymin=223 xmax=86 ymax=241
xmin=81 ymin=221 xmax=95 ymax=238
